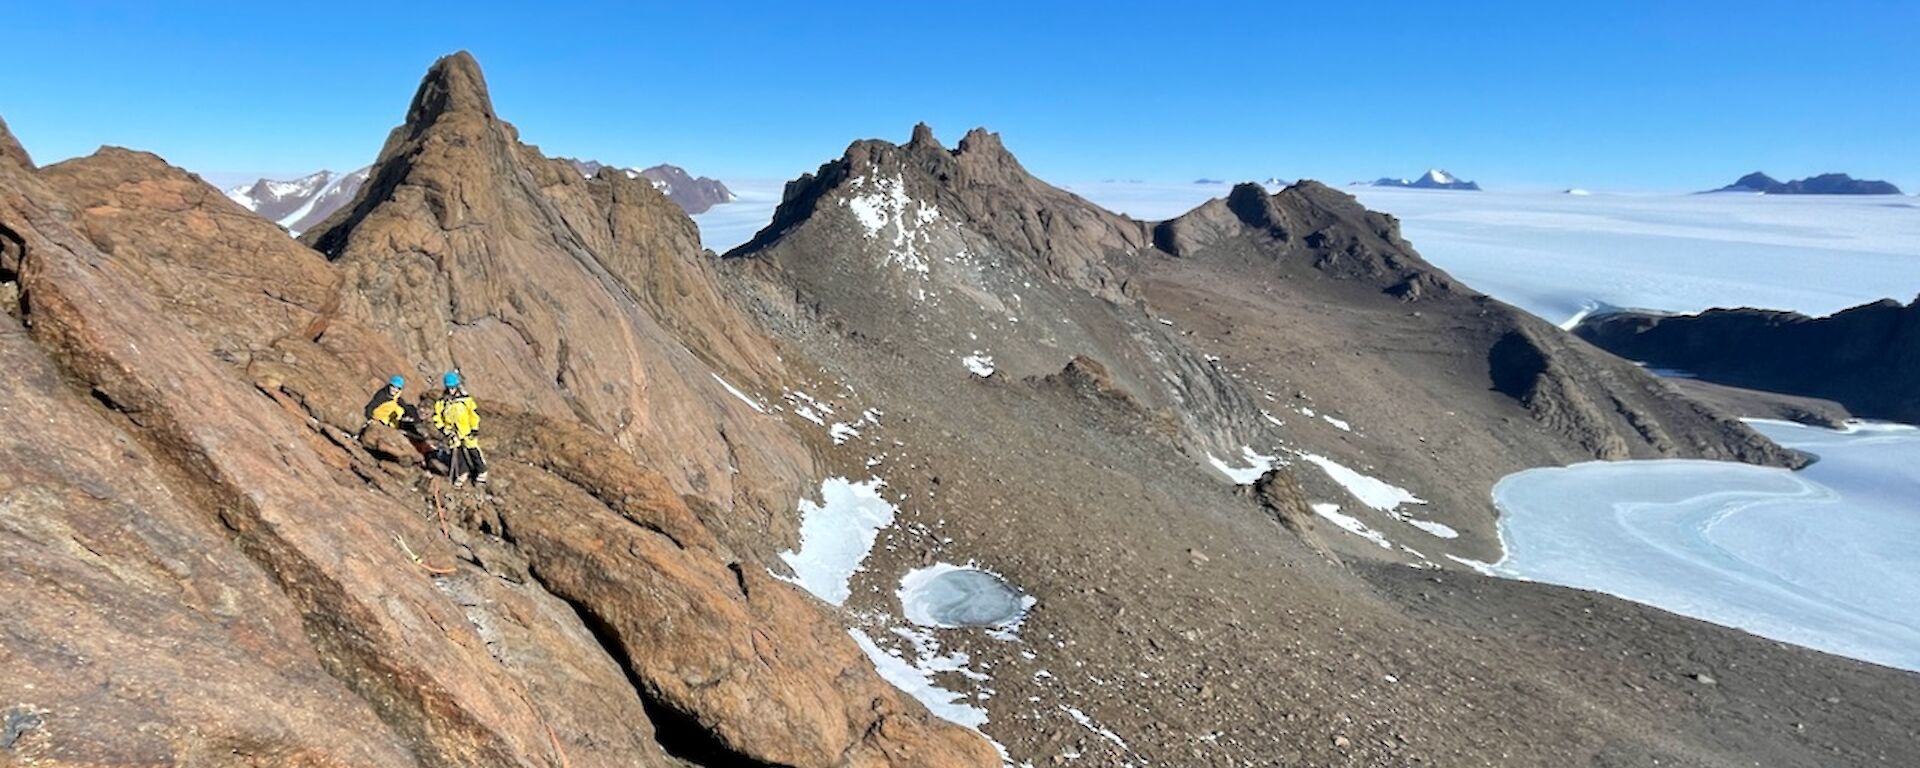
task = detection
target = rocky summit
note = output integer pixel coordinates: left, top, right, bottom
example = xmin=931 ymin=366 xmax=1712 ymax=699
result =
xmin=3 ymin=52 xmax=1918 ymax=768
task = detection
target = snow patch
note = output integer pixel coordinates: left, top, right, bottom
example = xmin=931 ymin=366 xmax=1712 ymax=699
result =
xmin=849 ymin=628 xmax=989 ymax=728
xmin=1312 ymin=503 xmax=1393 ymax=549
xmin=842 ymin=174 xmax=943 ymax=275
xmin=1405 ymin=519 xmax=1459 ymax=539
xmin=710 ymin=373 xmax=767 ymax=413
xmin=1300 ymin=453 xmax=1424 ymax=511
xmin=776 ymin=478 xmax=897 ymax=605
xmin=1208 ymin=446 xmax=1281 ymax=485
xmin=1059 ymin=705 xmax=1131 ymax=752
xmin=963 ymin=353 xmax=996 ymax=377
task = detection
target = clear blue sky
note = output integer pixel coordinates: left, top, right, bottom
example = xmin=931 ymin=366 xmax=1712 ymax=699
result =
xmin=2 ymin=1 xmax=1914 ymax=192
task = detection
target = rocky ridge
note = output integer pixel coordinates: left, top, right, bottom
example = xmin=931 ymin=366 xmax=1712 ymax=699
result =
xmin=3 ymin=51 xmax=1916 ymax=768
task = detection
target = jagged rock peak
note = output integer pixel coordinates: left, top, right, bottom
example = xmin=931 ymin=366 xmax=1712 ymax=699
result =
xmin=404 ymin=50 xmax=495 ymax=132
xmin=957 ymin=126 xmax=1005 ymax=155
xmin=1225 ymin=182 xmax=1277 ymax=227
xmin=0 ymin=114 xmax=32 ymax=170
xmin=907 ymin=121 xmax=943 ymax=151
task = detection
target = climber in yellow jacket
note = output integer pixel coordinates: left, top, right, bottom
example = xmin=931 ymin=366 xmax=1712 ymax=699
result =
xmin=361 ymin=375 xmax=416 ymax=431
xmin=433 ymin=370 xmax=488 ymax=487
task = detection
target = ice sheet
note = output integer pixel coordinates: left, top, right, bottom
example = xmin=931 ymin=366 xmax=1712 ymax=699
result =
xmin=1348 ymin=188 xmax=1920 ymax=325
xmin=1491 ymin=420 xmax=1920 ymax=672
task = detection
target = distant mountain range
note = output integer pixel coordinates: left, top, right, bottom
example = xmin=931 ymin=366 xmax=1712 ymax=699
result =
xmin=1361 ymin=169 xmax=1481 ymax=191
xmin=224 ymin=168 xmax=369 ymax=236
xmin=1706 ymin=172 xmax=1902 ymax=195
xmin=562 ymin=159 xmax=736 ymax=213
xmin=225 ymin=161 xmax=733 ymax=235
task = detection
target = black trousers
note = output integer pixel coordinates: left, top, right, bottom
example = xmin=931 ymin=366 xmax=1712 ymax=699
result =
xmin=450 ymin=444 xmax=487 ymax=482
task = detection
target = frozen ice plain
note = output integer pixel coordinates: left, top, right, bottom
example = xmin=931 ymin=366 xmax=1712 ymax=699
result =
xmin=1493 ymin=420 xmax=1920 ymax=672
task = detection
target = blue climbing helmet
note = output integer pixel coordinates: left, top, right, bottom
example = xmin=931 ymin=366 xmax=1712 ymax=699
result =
xmin=443 ymin=370 xmax=462 ymax=389
xmin=389 ymin=375 xmax=406 ymax=389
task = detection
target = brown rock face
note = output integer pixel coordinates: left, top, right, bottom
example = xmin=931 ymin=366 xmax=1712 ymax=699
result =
xmin=38 ymin=148 xmax=342 ymax=360
xmin=0 ymin=56 xmax=997 ymax=767
xmin=0 ymin=312 xmax=416 ymax=767
xmin=494 ymin=414 xmax=997 ymax=766
xmin=302 ymin=51 xmax=807 ymax=526
xmin=0 ymin=115 xmax=32 ymax=170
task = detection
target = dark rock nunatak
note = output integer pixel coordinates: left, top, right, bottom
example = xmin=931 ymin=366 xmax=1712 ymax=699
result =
xmin=1575 ymin=297 xmax=1920 ymax=424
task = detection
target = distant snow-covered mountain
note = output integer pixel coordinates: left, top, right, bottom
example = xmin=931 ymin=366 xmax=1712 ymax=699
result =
xmin=225 ymin=160 xmax=734 ymax=236
xmin=224 ymin=167 xmax=368 ymax=236
xmin=562 ymin=159 xmax=735 ymax=214
xmin=1362 ymin=169 xmax=1481 ymax=191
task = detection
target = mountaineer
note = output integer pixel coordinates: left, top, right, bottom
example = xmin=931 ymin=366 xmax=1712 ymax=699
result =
xmin=361 ymin=375 xmax=417 ymax=431
xmin=433 ymin=370 xmax=488 ymax=487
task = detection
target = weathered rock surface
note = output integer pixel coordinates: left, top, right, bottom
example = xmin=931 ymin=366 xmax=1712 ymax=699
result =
xmin=301 ymin=51 xmax=808 ymax=533
xmin=7 ymin=54 xmax=1920 ymax=768
xmin=1575 ymin=297 xmax=1920 ymax=424
xmin=1 ymin=61 xmax=996 ymax=767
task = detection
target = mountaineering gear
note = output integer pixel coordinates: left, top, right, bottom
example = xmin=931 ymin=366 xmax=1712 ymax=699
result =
xmin=434 ymin=392 xmax=481 ymax=445
xmin=389 ymin=375 xmax=406 ymax=389
xmin=443 ymin=370 xmax=462 ymax=389
xmin=362 ymin=382 xmax=412 ymax=430
xmin=434 ymin=385 xmax=486 ymax=487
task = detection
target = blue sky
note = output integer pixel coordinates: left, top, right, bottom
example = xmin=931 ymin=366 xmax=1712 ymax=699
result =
xmin=1 ymin=1 xmax=1913 ymax=192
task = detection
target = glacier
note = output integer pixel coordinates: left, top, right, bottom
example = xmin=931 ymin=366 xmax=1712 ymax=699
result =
xmin=1491 ymin=419 xmax=1920 ymax=672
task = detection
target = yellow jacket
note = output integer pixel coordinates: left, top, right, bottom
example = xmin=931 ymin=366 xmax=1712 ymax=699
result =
xmin=369 ymin=399 xmax=407 ymax=428
xmin=433 ymin=393 xmax=481 ymax=447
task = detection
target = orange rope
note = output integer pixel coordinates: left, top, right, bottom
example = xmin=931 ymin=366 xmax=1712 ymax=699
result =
xmin=430 ymin=477 xmax=451 ymax=538
xmin=391 ymin=534 xmax=457 ymax=575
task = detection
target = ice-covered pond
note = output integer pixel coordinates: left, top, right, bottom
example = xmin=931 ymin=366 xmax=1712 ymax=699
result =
xmin=1490 ymin=419 xmax=1920 ymax=672
xmin=899 ymin=564 xmax=1034 ymax=629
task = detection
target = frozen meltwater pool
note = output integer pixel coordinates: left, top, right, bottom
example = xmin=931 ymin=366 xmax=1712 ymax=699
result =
xmin=899 ymin=564 xmax=1034 ymax=629
xmin=1491 ymin=419 xmax=1920 ymax=672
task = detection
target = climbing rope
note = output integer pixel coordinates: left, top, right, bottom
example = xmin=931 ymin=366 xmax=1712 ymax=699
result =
xmin=391 ymin=533 xmax=456 ymax=575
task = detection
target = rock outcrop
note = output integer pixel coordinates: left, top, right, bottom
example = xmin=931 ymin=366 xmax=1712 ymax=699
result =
xmin=1575 ymin=297 xmax=1920 ymax=423
xmin=1707 ymin=171 xmax=1903 ymax=195
xmin=301 ymin=51 xmax=806 ymax=526
xmin=1153 ymin=180 xmax=1796 ymax=465
xmin=0 ymin=115 xmax=31 ymax=170
xmin=0 ymin=58 xmax=998 ymax=767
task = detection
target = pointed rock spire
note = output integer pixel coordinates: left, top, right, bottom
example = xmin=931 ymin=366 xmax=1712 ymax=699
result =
xmin=403 ymin=50 xmax=495 ymax=133
xmin=0 ymin=115 xmax=33 ymax=170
